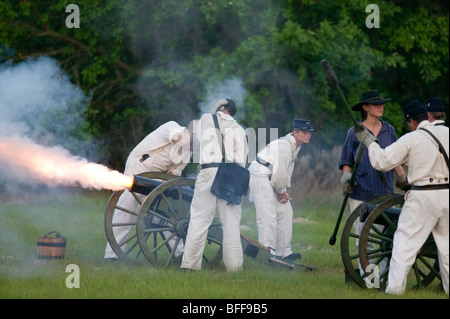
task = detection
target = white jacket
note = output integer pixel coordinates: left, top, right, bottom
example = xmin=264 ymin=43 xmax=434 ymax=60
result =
xmin=368 ymin=120 xmax=449 ymax=186
xmin=195 ymin=111 xmax=248 ymax=167
xmin=251 ymin=133 xmax=300 ymax=194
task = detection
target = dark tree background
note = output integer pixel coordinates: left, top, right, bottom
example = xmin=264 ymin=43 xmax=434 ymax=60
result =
xmin=1 ymin=0 xmax=448 ymax=169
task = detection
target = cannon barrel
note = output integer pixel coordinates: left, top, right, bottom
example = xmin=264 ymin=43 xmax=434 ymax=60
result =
xmin=128 ymin=175 xmax=164 ymax=195
xmin=359 ymin=202 xmax=401 ymax=225
xmin=128 ymin=174 xmax=195 ymax=201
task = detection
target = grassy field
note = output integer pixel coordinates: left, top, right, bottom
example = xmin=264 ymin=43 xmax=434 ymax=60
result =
xmin=0 ymin=187 xmax=447 ymax=301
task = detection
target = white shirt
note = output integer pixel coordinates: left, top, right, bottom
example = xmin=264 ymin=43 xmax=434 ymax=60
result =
xmin=128 ymin=121 xmax=189 ymax=175
xmin=432 ymin=120 xmax=446 ymax=126
xmin=368 ymin=120 xmax=449 ymax=186
xmin=252 ymin=133 xmax=300 ymax=193
xmin=130 ymin=121 xmax=185 ymax=156
xmin=195 ymin=112 xmax=248 ymax=167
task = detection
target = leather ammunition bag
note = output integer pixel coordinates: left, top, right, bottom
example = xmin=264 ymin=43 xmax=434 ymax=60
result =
xmin=209 ymin=113 xmax=249 ymax=205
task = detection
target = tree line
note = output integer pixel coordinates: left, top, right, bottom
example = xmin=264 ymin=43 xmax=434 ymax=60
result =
xmin=1 ymin=0 xmax=448 ymax=169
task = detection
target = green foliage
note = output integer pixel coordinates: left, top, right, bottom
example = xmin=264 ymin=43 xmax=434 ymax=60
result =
xmin=1 ymin=0 xmax=448 ymax=168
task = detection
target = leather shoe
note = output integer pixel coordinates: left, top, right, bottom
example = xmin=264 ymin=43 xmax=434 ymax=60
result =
xmin=281 ymin=252 xmax=302 ymax=261
xmin=104 ymin=258 xmax=118 ymax=263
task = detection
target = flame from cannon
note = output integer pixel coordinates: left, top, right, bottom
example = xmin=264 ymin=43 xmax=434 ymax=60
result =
xmin=0 ymin=135 xmax=133 ymax=191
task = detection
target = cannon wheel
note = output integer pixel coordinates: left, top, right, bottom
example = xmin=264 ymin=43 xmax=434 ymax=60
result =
xmin=136 ymin=177 xmax=223 ymax=269
xmin=359 ymin=195 xmax=441 ymax=290
xmin=104 ymin=172 xmax=177 ymax=263
xmin=340 ymin=194 xmax=396 ymax=288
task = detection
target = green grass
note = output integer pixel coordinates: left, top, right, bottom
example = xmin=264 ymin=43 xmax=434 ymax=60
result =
xmin=0 ymin=189 xmax=447 ymax=300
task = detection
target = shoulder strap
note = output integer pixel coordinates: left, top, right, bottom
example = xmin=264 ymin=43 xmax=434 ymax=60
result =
xmin=419 ymin=128 xmax=449 ymax=169
xmin=212 ymin=113 xmax=225 ymax=163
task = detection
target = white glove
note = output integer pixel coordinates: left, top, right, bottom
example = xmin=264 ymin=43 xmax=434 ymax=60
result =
xmin=341 ymin=172 xmax=355 ymax=194
xmin=355 ymin=126 xmax=378 ymax=148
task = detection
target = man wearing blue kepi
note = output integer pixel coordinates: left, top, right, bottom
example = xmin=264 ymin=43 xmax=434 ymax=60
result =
xmin=424 ymin=96 xmax=447 ymax=126
xmin=248 ymin=118 xmax=313 ymax=261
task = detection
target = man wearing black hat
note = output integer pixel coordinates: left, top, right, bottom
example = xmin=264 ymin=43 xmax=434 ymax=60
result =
xmin=356 ymin=100 xmax=449 ymax=295
xmin=248 ymin=118 xmax=313 ymax=261
xmin=424 ymin=96 xmax=447 ymax=126
xmin=181 ymin=98 xmax=248 ymax=272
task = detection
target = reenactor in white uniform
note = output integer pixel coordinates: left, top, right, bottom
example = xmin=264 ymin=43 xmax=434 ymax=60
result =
xmin=356 ymin=100 xmax=449 ymax=295
xmin=181 ymin=99 xmax=248 ymax=271
xmin=104 ymin=121 xmax=192 ymax=261
xmin=248 ymin=118 xmax=313 ymax=261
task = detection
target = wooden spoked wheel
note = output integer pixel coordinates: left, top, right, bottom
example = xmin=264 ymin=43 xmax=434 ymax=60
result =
xmin=136 ymin=177 xmax=223 ymax=268
xmin=359 ymin=195 xmax=441 ymax=290
xmin=340 ymin=194 xmax=396 ymax=288
xmin=104 ymin=172 xmax=176 ymax=263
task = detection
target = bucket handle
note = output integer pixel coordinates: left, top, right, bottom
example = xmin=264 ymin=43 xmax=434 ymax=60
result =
xmin=43 ymin=231 xmax=67 ymax=241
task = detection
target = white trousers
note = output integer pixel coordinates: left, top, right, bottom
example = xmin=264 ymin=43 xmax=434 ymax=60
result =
xmin=249 ymin=173 xmax=293 ymax=257
xmin=180 ymin=167 xmax=243 ymax=271
xmin=104 ymin=189 xmax=141 ymax=259
xmin=349 ymin=198 xmax=387 ymax=279
xmin=386 ymin=189 xmax=449 ymax=295
xmin=349 ymin=198 xmax=365 ymax=274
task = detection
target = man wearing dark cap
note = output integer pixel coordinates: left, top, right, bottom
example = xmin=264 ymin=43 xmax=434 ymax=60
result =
xmin=181 ymin=98 xmax=248 ymax=272
xmin=248 ymin=118 xmax=313 ymax=261
xmin=356 ymin=100 xmax=449 ymax=295
xmin=424 ymin=96 xmax=447 ymax=125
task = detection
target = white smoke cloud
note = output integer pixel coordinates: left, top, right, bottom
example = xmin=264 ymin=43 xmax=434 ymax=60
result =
xmin=198 ymin=76 xmax=248 ymax=120
xmin=0 ymin=135 xmax=132 ymax=191
xmin=0 ymin=56 xmax=130 ymax=192
xmin=0 ymin=56 xmax=91 ymax=154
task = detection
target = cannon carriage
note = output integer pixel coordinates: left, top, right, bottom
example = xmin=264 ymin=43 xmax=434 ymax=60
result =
xmin=105 ymin=173 xmax=442 ymax=289
xmin=340 ymin=193 xmax=441 ymax=290
xmin=104 ymin=172 xmax=312 ymax=271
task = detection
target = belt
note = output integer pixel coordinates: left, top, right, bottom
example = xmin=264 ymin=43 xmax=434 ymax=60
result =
xmin=200 ymin=163 xmax=222 ymax=170
xmin=256 ymin=156 xmax=271 ymax=167
xmin=411 ymin=184 xmax=449 ymax=191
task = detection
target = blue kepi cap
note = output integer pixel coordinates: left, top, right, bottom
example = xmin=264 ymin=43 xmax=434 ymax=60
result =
xmin=424 ymin=96 xmax=445 ymax=112
xmin=402 ymin=100 xmax=427 ymax=123
xmin=292 ymin=118 xmax=313 ymax=131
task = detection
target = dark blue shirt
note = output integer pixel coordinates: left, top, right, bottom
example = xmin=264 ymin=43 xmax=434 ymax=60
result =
xmin=339 ymin=120 xmax=398 ymax=201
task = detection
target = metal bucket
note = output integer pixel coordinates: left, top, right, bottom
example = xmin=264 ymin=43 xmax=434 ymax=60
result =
xmin=37 ymin=231 xmax=67 ymax=259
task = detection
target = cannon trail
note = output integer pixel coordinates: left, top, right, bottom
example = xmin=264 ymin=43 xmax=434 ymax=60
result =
xmin=0 ymin=135 xmax=133 ymax=191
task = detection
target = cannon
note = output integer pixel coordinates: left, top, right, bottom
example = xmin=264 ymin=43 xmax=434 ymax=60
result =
xmin=104 ymin=172 xmax=222 ymax=268
xmin=340 ymin=193 xmax=441 ymax=290
xmin=320 ymin=59 xmax=442 ymax=291
xmin=104 ymin=172 xmax=313 ymax=271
